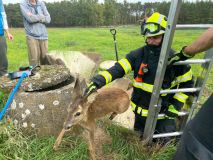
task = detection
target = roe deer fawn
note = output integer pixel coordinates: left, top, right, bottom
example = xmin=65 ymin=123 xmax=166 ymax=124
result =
xmin=53 ymin=77 xmax=130 ymax=160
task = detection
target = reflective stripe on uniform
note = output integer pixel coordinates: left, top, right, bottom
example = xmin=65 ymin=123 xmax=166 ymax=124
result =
xmin=118 ymin=58 xmax=132 ymax=74
xmin=168 ymin=105 xmax=179 ymax=114
xmin=98 ymin=71 xmax=112 ymax=84
xmin=130 ymin=101 xmax=167 ymax=119
xmin=171 ymin=69 xmax=193 ymax=88
xmin=176 ymin=69 xmax=192 ymax=83
xmin=133 ymin=80 xmax=153 ymax=92
xmin=131 ymin=68 xmax=193 ymax=94
xmin=131 ymin=101 xmax=148 ymax=116
xmin=133 ymin=80 xmax=168 ymax=96
xmin=173 ymin=92 xmax=189 ymax=103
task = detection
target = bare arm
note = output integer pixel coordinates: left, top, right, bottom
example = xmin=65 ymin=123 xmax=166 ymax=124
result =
xmin=1 ymin=10 xmax=14 ymax=41
xmin=5 ymin=29 xmax=14 ymax=41
xmin=184 ymin=28 xmax=213 ymax=56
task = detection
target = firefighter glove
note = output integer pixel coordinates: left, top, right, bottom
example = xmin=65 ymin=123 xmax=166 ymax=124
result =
xmin=164 ymin=104 xmax=179 ymax=118
xmin=168 ymin=46 xmax=193 ymax=65
xmin=84 ymin=82 xmax=97 ymax=97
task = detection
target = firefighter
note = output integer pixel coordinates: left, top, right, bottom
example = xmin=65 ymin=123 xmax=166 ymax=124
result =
xmin=85 ymin=12 xmax=194 ymax=142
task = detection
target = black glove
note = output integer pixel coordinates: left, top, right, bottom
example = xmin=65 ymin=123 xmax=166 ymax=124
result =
xmin=168 ymin=46 xmax=193 ymax=65
xmin=83 ymin=82 xmax=98 ymax=97
xmin=164 ymin=104 xmax=179 ymax=118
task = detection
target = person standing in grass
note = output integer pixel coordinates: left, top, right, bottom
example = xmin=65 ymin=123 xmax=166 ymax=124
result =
xmin=169 ymin=28 xmax=213 ymax=160
xmin=0 ymin=0 xmax=14 ymax=77
xmin=20 ymin=0 xmax=51 ymax=66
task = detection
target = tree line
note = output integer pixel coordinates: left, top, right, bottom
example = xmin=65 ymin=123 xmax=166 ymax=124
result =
xmin=5 ymin=0 xmax=213 ymax=28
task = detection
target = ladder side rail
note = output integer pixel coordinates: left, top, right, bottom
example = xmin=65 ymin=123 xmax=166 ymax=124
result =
xmin=187 ymin=48 xmax=213 ymax=121
xmin=142 ymin=0 xmax=182 ymax=143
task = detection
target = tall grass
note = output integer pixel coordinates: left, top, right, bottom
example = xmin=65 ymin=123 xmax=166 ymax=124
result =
xmin=0 ymin=118 xmax=176 ymax=160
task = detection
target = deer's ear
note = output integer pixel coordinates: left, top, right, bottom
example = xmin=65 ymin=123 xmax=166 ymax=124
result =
xmin=72 ymin=76 xmax=82 ymax=101
xmin=79 ymin=79 xmax=87 ymax=96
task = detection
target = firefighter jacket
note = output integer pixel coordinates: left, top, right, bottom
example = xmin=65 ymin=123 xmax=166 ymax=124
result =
xmin=91 ymin=45 xmax=194 ymax=119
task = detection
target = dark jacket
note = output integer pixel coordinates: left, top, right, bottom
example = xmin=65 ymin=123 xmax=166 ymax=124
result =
xmin=92 ymin=45 xmax=194 ymax=117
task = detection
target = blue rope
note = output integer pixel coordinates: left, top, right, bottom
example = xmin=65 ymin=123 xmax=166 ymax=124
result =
xmin=0 ymin=72 xmax=28 ymax=120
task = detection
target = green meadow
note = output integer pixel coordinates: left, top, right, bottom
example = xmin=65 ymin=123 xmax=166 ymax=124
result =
xmin=0 ymin=26 xmax=212 ymax=160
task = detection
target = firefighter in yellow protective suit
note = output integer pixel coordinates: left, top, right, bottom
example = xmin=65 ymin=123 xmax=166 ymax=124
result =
xmin=85 ymin=12 xmax=194 ymax=142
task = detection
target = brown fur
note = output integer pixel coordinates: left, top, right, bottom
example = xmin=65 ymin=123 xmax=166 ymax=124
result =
xmin=53 ymin=78 xmax=130 ymax=160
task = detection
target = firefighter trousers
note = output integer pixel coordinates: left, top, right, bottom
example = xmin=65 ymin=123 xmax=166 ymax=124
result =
xmin=134 ymin=114 xmax=176 ymax=143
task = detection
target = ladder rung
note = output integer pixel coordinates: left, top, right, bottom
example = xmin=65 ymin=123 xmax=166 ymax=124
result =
xmin=176 ymin=24 xmax=213 ymax=29
xmin=160 ymin=88 xmax=200 ymax=94
xmin=173 ymin=59 xmax=210 ymax=65
xmin=158 ymin=111 xmax=189 ymax=118
xmin=153 ymin=131 xmax=183 ymax=139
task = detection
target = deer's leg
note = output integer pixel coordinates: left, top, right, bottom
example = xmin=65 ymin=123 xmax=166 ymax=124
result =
xmin=109 ymin=112 xmax=118 ymax=120
xmin=53 ymin=128 xmax=66 ymax=150
xmin=84 ymin=120 xmax=96 ymax=160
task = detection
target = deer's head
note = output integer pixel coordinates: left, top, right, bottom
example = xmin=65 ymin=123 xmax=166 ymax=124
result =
xmin=64 ymin=77 xmax=96 ymax=130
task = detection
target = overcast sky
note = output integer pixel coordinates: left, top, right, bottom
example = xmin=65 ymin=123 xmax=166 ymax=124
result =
xmin=3 ymin=0 xmax=199 ymax=5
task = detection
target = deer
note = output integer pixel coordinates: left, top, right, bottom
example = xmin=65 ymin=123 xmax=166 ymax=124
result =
xmin=53 ymin=77 xmax=130 ymax=160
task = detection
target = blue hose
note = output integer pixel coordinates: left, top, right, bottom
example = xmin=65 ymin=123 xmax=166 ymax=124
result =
xmin=0 ymin=72 xmax=28 ymax=120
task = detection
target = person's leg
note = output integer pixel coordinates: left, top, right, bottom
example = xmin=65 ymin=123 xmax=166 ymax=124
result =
xmin=134 ymin=114 xmax=146 ymax=134
xmin=174 ymin=94 xmax=213 ymax=160
xmin=174 ymin=121 xmax=213 ymax=160
xmin=0 ymin=36 xmax=8 ymax=76
xmin=39 ymin=39 xmax=48 ymax=65
xmin=155 ymin=119 xmax=176 ymax=143
xmin=26 ymin=37 xmax=40 ymax=65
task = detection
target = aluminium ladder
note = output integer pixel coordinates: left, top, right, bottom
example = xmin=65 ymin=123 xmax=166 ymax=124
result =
xmin=142 ymin=0 xmax=213 ymax=143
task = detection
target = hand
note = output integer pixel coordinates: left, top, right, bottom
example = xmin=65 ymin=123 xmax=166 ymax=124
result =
xmin=168 ymin=46 xmax=193 ymax=65
xmin=164 ymin=104 xmax=179 ymax=118
xmin=83 ymin=82 xmax=97 ymax=97
xmin=27 ymin=12 xmax=32 ymax=16
xmin=6 ymin=32 xmax=14 ymax=41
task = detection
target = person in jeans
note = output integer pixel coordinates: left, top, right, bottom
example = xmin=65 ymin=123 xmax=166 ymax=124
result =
xmin=20 ymin=0 xmax=51 ymax=66
xmin=0 ymin=0 xmax=14 ymax=76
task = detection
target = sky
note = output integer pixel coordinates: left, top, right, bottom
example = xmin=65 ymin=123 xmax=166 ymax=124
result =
xmin=3 ymin=0 xmax=199 ymax=5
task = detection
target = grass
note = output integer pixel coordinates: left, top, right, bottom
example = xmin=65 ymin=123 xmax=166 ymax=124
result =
xmin=0 ymin=118 xmax=176 ymax=160
xmin=0 ymin=26 xmax=212 ymax=160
